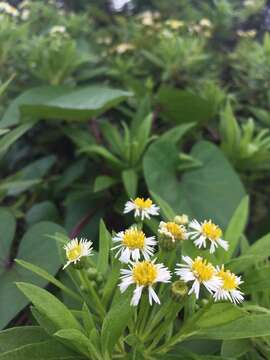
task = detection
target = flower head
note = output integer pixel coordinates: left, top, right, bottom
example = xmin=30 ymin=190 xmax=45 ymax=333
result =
xmin=112 ymin=227 xmax=156 ymax=263
xmin=124 ymin=197 xmax=159 ymax=220
xmin=114 ymin=43 xmax=135 ymax=54
xmin=158 ymin=221 xmax=187 ymax=242
xmin=189 ymin=219 xmax=228 ymax=253
xmin=165 ymin=19 xmax=185 ymax=30
xmin=119 ymin=260 xmax=171 ymax=306
xmin=63 ymin=238 xmax=93 ymax=269
xmin=214 ymin=266 xmax=244 ymax=304
xmin=0 ymin=2 xmax=19 ymax=16
xmin=175 ymin=256 xmax=222 ymax=299
xmin=199 ymin=18 xmax=213 ymax=28
xmin=50 ymin=25 xmax=66 ymax=35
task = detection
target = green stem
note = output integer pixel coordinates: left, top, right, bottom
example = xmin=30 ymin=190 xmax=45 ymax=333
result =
xmin=78 ymin=270 xmax=106 ymax=318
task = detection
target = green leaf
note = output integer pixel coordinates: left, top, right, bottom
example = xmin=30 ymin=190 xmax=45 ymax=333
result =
xmin=97 ymin=220 xmax=111 ymax=275
xmin=101 ymin=289 xmax=133 ymax=353
xmin=122 ymin=169 xmax=138 ymax=198
xmin=222 ymin=196 xmax=249 ymax=261
xmin=243 ymin=266 xmax=270 ymax=294
xmin=26 ymin=201 xmax=59 ymax=225
xmin=0 ymin=123 xmax=33 ymax=158
xmin=156 ymin=87 xmax=214 ymax=125
xmin=15 ymin=259 xmax=81 ymax=303
xmin=20 ymin=86 xmax=132 ymax=121
xmin=144 ymin=140 xmax=246 ymax=228
xmin=0 ymin=326 xmax=49 ymax=353
xmin=0 ymin=339 xmax=81 ymax=360
xmin=82 ymin=303 xmax=95 ymax=336
xmin=17 ymin=282 xmax=82 ymax=332
xmin=94 ymin=175 xmax=119 ymax=192
xmin=1 ymin=86 xmax=132 ymax=126
xmin=220 ymin=102 xmax=241 ymax=156
xmin=54 ymin=329 xmax=91 ymax=357
xmin=244 ymin=233 xmax=270 ymax=259
xmin=196 ymin=303 xmax=245 ymax=329
xmin=150 ymin=191 xmax=175 ymax=220
xmin=221 ymin=339 xmax=251 ymax=358
xmin=199 ymin=314 xmax=270 ymax=339
xmin=0 ymin=208 xmax=16 ymax=266
xmin=80 ymin=145 xmax=124 ymax=168
xmin=0 ymin=221 xmax=67 ymax=329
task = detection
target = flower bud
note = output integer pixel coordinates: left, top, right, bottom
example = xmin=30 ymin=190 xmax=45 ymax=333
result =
xmin=174 ymin=214 xmax=189 ymax=225
xmin=158 ymin=233 xmax=177 ymax=251
xmin=87 ymin=267 xmax=98 ymax=280
xmin=171 ymin=280 xmax=189 ymax=302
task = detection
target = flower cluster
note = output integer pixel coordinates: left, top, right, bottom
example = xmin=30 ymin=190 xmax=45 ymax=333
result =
xmin=62 ymin=196 xmax=244 ymax=307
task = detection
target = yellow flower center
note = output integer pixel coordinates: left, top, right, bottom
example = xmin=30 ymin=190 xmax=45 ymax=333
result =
xmin=123 ymin=228 xmax=145 ymax=249
xmin=202 ymin=221 xmax=222 ymax=241
xmin=166 ymin=222 xmax=185 ymax=240
xmin=192 ymin=257 xmax=215 ymax=282
xmin=66 ymin=244 xmax=82 ymax=262
xmin=132 ymin=261 xmax=157 ymax=286
xmin=134 ymin=197 xmax=153 ymax=209
xmin=218 ymin=268 xmax=238 ymax=291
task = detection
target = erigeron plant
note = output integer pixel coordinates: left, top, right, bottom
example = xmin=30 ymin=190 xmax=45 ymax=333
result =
xmin=10 ymin=194 xmax=267 ymax=359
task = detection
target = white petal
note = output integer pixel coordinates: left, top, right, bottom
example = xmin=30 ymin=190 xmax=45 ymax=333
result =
xmin=131 ymin=286 xmax=144 ymax=306
xmin=148 ymin=286 xmax=160 ymax=305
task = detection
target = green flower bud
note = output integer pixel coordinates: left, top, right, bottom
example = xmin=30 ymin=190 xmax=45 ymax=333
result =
xmin=87 ymin=267 xmax=98 ymax=280
xmin=171 ymin=280 xmax=188 ymax=302
xmin=158 ymin=233 xmax=177 ymax=251
xmin=96 ymin=274 xmax=103 ymax=284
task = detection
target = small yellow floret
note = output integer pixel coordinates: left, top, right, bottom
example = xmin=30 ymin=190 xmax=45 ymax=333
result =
xmin=134 ymin=197 xmax=153 ymax=209
xmin=192 ymin=257 xmax=215 ymax=282
xmin=66 ymin=243 xmax=82 ymax=262
xmin=133 ymin=261 xmax=157 ymax=286
xmin=202 ymin=221 xmax=222 ymax=241
xmin=166 ymin=222 xmax=186 ymax=240
xmin=218 ymin=266 xmax=238 ymax=291
xmin=123 ymin=228 xmax=145 ymax=249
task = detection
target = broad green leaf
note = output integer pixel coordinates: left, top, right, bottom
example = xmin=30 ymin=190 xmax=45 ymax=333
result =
xmin=17 ymin=282 xmax=82 ymax=332
xmin=25 ymin=201 xmax=59 ymax=225
xmin=0 ymin=221 xmax=67 ymax=329
xmin=101 ymin=289 xmax=133 ymax=353
xmin=0 ymin=86 xmax=68 ymax=127
xmin=243 ymin=266 xmax=270 ymax=294
xmin=223 ymin=196 xmax=249 ymax=261
xmin=159 ymin=123 xmax=195 ymax=144
xmin=245 ymin=233 xmax=270 ymax=259
xmin=0 ymin=339 xmax=81 ymax=360
xmin=0 ymin=326 xmax=49 ymax=353
xmin=196 ymin=303 xmax=245 ymax=329
xmin=156 ymin=87 xmax=214 ymax=124
xmin=97 ymin=220 xmax=111 ymax=275
xmin=54 ymin=329 xmax=91 ymax=357
xmin=122 ymin=169 xmax=138 ymax=198
xmin=144 ymin=140 xmax=245 ymax=228
xmin=94 ymin=175 xmax=119 ymax=193
xmin=82 ymin=303 xmax=95 ymax=336
xmin=221 ymin=339 xmax=251 ymax=358
xmin=20 ymin=86 xmax=132 ymax=121
xmin=199 ymin=314 xmax=270 ymax=339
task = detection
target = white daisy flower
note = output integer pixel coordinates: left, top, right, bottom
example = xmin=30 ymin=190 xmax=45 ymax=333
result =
xmin=188 ymin=219 xmax=228 ymax=254
xmin=63 ymin=238 xmax=93 ymax=269
xmin=119 ymin=260 xmax=171 ymax=306
xmin=0 ymin=2 xmax=19 ymax=16
xmin=50 ymin=25 xmax=66 ymax=35
xmin=124 ymin=197 xmax=159 ymax=220
xmin=175 ymin=256 xmax=222 ymax=299
xmin=112 ymin=227 xmax=156 ymax=263
xmin=214 ymin=266 xmax=244 ymax=304
xmin=158 ymin=221 xmax=188 ymax=242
